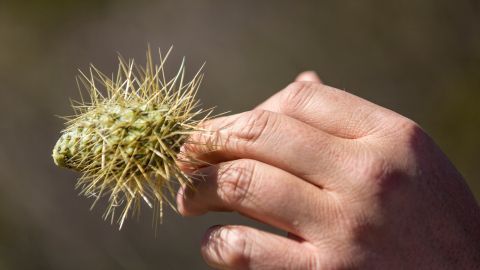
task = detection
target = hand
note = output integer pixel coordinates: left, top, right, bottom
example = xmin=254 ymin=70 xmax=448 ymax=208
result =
xmin=177 ymin=72 xmax=480 ymax=269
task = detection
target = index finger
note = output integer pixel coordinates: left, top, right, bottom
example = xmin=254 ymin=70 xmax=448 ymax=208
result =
xmin=181 ymin=109 xmax=350 ymax=187
xmin=256 ymin=80 xmax=397 ymax=139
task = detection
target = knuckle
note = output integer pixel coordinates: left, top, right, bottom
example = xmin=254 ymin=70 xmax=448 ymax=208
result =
xmin=377 ymin=116 xmax=426 ymax=146
xmin=376 ymin=117 xmax=430 ymax=159
xmin=281 ymin=81 xmax=320 ymax=113
xmin=234 ymin=109 xmax=274 ymax=144
xmin=361 ymin=155 xmax=391 ymax=181
xmin=349 ymin=149 xmax=392 ymax=184
xmin=203 ymin=226 xmax=251 ymax=269
xmin=390 ymin=118 xmax=435 ymax=170
xmin=350 ymin=150 xmax=407 ymax=197
xmin=400 ymin=120 xmax=430 ymax=149
xmin=217 ymin=160 xmax=256 ymax=206
xmin=392 ymin=118 xmax=423 ymax=142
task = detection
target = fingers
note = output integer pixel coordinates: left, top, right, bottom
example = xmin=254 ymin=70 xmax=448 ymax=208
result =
xmin=201 ymin=225 xmax=319 ymax=270
xmin=295 ymin=71 xmax=322 ymax=83
xmin=177 ymin=159 xmax=332 ymax=237
xmin=183 ymin=109 xmax=349 ymax=186
xmin=256 ymin=79 xmax=396 ymax=139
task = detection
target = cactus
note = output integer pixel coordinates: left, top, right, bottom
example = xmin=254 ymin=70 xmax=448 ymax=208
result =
xmin=52 ymin=47 xmax=212 ymax=229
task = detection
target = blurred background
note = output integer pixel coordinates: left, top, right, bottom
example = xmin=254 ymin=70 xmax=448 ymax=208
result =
xmin=0 ymin=0 xmax=479 ymax=269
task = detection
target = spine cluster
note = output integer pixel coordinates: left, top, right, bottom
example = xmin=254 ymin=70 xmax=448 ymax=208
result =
xmin=52 ymin=48 xmax=211 ymax=228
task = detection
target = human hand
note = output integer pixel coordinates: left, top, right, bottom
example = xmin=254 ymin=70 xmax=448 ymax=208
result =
xmin=177 ymin=72 xmax=480 ymax=269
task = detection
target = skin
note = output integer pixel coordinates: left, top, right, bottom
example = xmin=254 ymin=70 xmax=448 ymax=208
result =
xmin=177 ymin=71 xmax=480 ymax=269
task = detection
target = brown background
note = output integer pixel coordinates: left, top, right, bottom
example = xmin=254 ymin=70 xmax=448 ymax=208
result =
xmin=0 ymin=1 xmax=479 ymax=269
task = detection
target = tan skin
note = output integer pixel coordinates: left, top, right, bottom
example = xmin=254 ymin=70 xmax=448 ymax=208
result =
xmin=176 ymin=72 xmax=480 ymax=269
